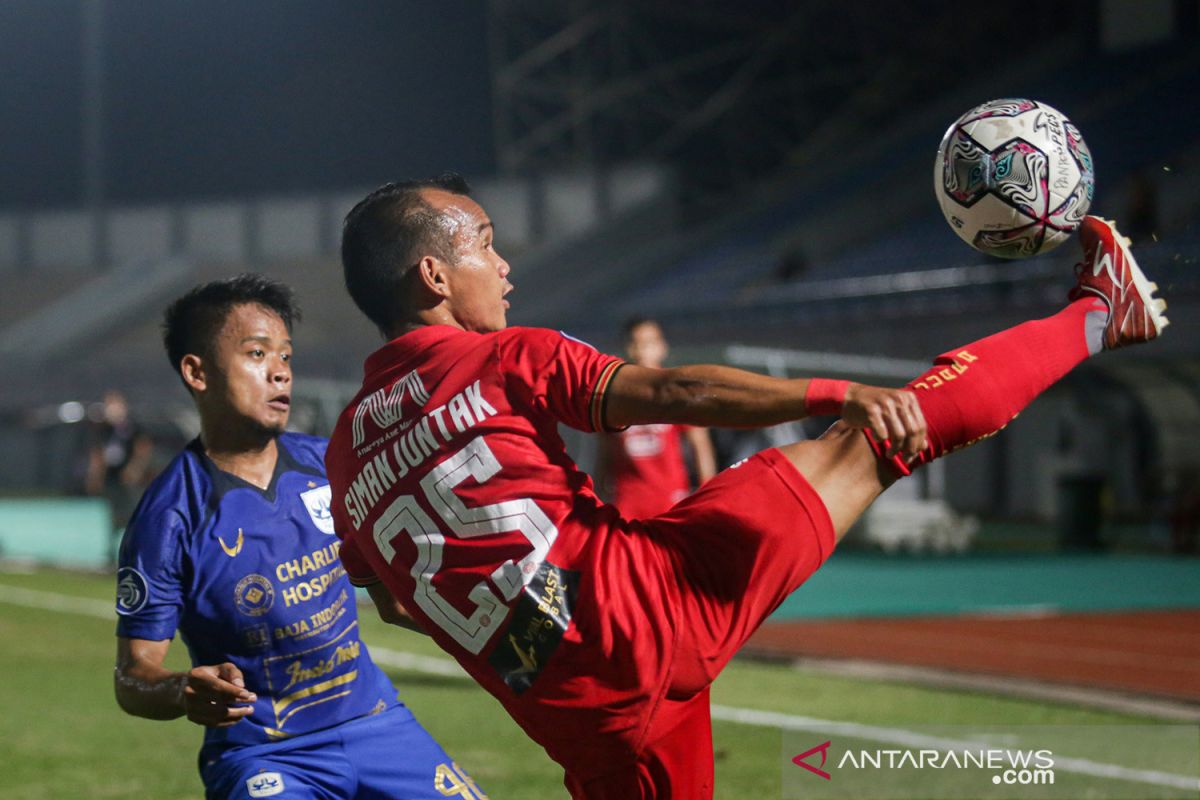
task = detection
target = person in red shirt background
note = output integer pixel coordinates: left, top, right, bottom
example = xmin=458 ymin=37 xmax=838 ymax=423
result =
xmin=597 ymin=317 xmax=716 ymax=518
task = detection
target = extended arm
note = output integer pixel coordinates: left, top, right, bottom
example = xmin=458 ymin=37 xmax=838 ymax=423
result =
xmin=115 ymin=637 xmax=256 ymax=726
xmin=605 ymin=364 xmax=926 ymax=459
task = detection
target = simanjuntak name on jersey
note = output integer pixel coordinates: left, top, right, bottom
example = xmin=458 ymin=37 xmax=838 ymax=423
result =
xmin=343 ymin=379 xmax=498 ymax=530
xmin=351 ymin=369 xmax=430 ymax=450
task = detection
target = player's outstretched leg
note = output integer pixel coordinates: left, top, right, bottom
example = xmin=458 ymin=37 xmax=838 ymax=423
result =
xmin=652 ymin=216 xmax=1168 ymax=712
xmin=786 ymin=215 xmax=1169 ymax=537
xmin=867 ymin=214 xmax=1168 ymax=476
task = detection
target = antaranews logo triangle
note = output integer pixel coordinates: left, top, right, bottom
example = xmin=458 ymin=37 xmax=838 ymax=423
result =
xmin=793 ymin=740 xmax=833 ymax=780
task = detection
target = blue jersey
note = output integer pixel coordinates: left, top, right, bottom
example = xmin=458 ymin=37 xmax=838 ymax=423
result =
xmin=115 ymin=433 xmax=399 ymax=758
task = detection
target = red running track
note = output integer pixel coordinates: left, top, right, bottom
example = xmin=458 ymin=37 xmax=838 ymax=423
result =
xmin=746 ymin=610 xmax=1200 ymax=702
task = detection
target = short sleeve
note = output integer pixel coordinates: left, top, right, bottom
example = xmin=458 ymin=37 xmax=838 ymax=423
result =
xmin=339 ymin=535 xmax=380 ymax=587
xmin=115 ymin=505 xmax=188 ymax=641
xmin=499 ymin=328 xmax=624 ymax=432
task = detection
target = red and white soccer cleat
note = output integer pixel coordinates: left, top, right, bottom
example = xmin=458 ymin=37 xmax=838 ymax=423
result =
xmin=1069 ymin=216 xmax=1169 ymax=350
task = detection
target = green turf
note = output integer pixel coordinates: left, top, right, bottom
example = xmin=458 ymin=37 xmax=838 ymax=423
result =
xmin=0 ymin=567 xmax=1183 ymax=800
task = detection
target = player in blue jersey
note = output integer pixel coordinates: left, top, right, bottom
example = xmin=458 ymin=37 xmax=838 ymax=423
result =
xmin=113 ymin=275 xmax=485 ymax=799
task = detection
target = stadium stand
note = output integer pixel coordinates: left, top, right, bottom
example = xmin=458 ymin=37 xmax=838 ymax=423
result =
xmin=501 ymin=40 xmax=1200 ymax=354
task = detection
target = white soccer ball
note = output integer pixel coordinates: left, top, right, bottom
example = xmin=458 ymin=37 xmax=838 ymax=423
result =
xmin=934 ymin=98 xmax=1094 ymax=258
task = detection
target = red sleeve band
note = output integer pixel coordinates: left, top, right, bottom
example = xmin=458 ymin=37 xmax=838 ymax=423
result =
xmin=589 ymin=359 xmax=626 ymax=433
xmin=804 ymin=378 xmax=850 ymax=416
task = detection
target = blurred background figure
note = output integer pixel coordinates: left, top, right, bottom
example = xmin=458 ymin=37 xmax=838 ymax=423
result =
xmin=596 ymin=317 xmax=716 ymax=518
xmin=82 ymin=389 xmax=154 ymax=560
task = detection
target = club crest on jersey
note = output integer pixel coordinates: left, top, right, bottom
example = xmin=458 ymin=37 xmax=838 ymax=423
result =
xmin=234 ymin=574 xmax=275 ymax=617
xmin=218 ymin=528 xmax=245 ymax=557
xmin=246 ymin=771 xmax=285 ymax=797
xmin=351 ymin=369 xmax=430 ymax=447
xmin=299 ymin=484 xmax=335 ymax=534
xmin=115 ymin=567 xmax=149 ymax=615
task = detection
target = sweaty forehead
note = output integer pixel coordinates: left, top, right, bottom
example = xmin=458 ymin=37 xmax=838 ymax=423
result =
xmin=420 ymin=189 xmax=489 ymax=234
xmin=216 ymin=303 xmax=288 ymax=342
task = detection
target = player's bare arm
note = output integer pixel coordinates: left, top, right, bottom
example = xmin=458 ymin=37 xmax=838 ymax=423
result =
xmin=605 ymin=363 xmax=927 ymax=460
xmin=365 ymin=582 xmax=431 ymax=635
xmin=115 ymin=637 xmax=256 ymax=727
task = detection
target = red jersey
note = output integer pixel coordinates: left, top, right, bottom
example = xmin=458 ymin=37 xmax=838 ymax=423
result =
xmin=324 ymin=325 xmax=675 ymax=775
xmin=607 ymin=424 xmax=690 ymax=519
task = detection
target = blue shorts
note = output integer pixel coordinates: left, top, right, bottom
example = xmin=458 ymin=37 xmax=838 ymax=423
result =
xmin=201 ymin=706 xmax=485 ymax=799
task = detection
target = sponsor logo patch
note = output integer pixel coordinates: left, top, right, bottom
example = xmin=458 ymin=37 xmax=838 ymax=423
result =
xmin=488 ymin=561 xmax=578 ymax=695
xmin=241 ymin=623 xmax=270 ymax=650
xmin=299 ymin=485 xmax=335 ymax=534
xmin=234 ymin=574 xmax=275 ymax=617
xmin=351 ymin=369 xmax=429 ymax=447
xmin=115 ymin=567 xmax=149 ymax=615
xmin=246 ymin=771 xmax=285 ymax=797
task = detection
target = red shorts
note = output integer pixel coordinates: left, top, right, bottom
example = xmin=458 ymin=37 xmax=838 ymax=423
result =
xmin=564 ymin=448 xmax=836 ymax=798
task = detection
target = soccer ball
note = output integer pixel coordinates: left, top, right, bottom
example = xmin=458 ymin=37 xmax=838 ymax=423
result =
xmin=934 ymin=98 xmax=1094 ymax=258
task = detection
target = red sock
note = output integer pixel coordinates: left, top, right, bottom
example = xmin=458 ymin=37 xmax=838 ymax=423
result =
xmin=867 ymin=297 xmax=1108 ymax=476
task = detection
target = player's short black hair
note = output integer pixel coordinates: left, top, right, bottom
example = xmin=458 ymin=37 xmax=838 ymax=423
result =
xmin=162 ymin=274 xmax=299 ymax=381
xmin=621 ymin=315 xmax=660 ymax=341
xmin=341 ymin=173 xmax=472 ymax=335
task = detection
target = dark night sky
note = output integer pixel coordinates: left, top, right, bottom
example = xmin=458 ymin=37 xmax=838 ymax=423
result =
xmin=0 ymin=0 xmax=495 ymax=209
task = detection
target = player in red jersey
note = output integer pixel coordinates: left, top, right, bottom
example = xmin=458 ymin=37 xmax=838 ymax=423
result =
xmin=325 ymin=175 xmax=1167 ymax=799
xmin=596 ymin=317 xmax=716 ymax=518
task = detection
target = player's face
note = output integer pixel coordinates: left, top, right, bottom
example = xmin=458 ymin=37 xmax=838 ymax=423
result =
xmin=205 ymin=303 xmax=292 ymax=436
xmin=424 ymin=189 xmax=512 ymax=333
xmin=626 ymin=322 xmax=668 ymax=368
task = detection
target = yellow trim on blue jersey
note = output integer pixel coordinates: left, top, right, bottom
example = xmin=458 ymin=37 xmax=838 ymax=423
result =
xmin=273 ymin=689 xmax=355 ymax=729
xmin=272 ymin=672 xmax=358 ymax=718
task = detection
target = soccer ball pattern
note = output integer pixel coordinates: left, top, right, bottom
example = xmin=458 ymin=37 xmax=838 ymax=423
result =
xmin=935 ymin=98 xmax=1094 ymax=258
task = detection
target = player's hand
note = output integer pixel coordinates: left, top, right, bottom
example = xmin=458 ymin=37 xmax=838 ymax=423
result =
xmin=182 ymin=662 xmax=257 ymax=728
xmin=842 ymin=384 xmax=927 ymax=461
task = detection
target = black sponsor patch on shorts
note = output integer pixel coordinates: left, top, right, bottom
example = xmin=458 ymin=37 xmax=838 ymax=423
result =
xmin=488 ymin=560 xmax=578 ymax=695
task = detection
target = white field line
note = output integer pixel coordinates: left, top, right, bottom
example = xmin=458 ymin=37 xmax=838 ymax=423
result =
xmin=3 ymin=583 xmax=1197 ymax=792
xmin=369 ymin=645 xmax=467 ymax=678
xmin=0 ymin=583 xmax=115 ymax=618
